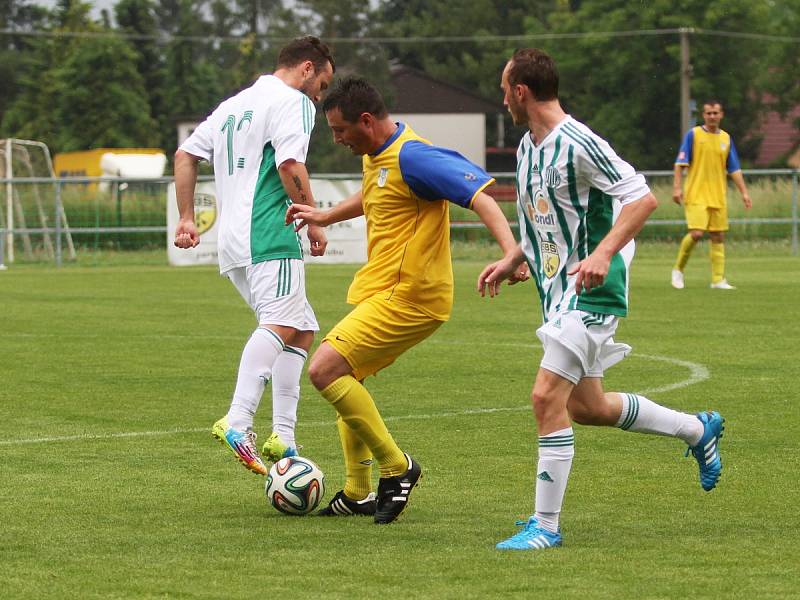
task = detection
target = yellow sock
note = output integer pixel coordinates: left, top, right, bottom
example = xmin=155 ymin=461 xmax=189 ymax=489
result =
xmin=711 ymin=241 xmax=725 ymax=283
xmin=320 ymin=376 xmax=407 ymax=478
xmin=336 ymin=415 xmax=374 ymax=500
xmin=675 ymin=233 xmax=697 ymax=271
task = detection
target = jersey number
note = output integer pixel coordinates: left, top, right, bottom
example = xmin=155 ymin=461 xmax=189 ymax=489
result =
xmin=220 ymin=111 xmax=253 ymax=175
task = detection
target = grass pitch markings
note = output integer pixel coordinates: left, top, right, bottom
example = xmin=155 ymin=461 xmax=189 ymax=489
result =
xmin=1 ymin=351 xmax=708 ymax=446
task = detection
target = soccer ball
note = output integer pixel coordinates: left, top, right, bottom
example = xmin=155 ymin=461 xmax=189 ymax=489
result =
xmin=265 ymin=456 xmax=325 ymax=515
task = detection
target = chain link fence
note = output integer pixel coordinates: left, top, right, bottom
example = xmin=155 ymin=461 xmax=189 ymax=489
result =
xmin=1 ymin=169 xmax=797 ymax=268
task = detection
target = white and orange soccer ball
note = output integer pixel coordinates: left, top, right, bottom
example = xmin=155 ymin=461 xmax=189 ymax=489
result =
xmin=265 ymin=456 xmax=325 ymax=515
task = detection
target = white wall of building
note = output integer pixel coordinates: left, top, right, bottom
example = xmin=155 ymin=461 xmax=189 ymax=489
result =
xmin=392 ymin=113 xmax=486 ymax=168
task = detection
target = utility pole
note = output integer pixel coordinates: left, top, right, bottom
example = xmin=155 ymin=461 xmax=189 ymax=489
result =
xmin=680 ymin=27 xmax=693 ymax=137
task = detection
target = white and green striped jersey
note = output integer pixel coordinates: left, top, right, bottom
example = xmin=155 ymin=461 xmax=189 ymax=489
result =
xmin=515 ymin=116 xmax=650 ymax=322
xmin=181 ymin=75 xmax=316 ymax=273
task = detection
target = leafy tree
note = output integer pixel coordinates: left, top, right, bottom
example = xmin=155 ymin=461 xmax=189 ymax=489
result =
xmin=51 ymin=36 xmax=157 ymax=150
xmin=115 ymin=0 xmax=166 ymax=145
xmin=272 ymin=0 xmax=393 ymax=172
xmin=762 ymin=0 xmax=800 ymax=149
xmin=541 ymin=0 xmax=770 ymax=168
xmin=231 ymin=0 xmax=282 ymax=84
xmin=1 ymin=1 xmax=95 ymax=148
xmin=3 ymin=1 xmax=157 ymax=152
xmin=159 ymin=0 xmax=225 ymax=157
xmin=0 ymin=1 xmax=51 ymax=127
xmin=375 ymin=0 xmax=543 ymax=101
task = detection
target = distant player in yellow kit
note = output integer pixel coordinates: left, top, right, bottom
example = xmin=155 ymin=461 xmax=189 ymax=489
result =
xmin=286 ymin=76 xmax=524 ymax=524
xmin=671 ymin=100 xmax=751 ymax=290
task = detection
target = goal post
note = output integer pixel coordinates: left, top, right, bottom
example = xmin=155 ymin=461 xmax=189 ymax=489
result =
xmin=0 ymin=138 xmax=75 ymax=265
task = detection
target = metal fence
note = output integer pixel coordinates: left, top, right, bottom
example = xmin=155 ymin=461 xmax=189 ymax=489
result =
xmin=1 ymin=169 xmax=797 ymax=267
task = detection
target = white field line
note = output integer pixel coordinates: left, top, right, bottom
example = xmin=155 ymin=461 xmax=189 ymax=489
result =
xmin=0 ymin=350 xmax=708 ymax=446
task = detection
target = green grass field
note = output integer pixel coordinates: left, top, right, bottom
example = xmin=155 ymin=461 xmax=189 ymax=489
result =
xmin=2 ymin=245 xmax=799 ymax=599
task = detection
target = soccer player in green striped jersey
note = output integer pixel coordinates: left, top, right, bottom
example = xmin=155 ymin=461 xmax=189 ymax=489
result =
xmin=478 ymin=48 xmax=725 ymax=551
xmin=174 ymin=37 xmax=334 ymax=476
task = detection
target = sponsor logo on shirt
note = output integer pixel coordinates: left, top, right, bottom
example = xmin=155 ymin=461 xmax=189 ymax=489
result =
xmin=678 ymin=151 xmax=686 ymax=160
xmin=464 ymin=172 xmax=477 ymax=181
xmin=541 ymin=240 xmax=560 ymax=279
xmin=378 ymin=168 xmax=389 ymax=187
xmin=526 ymin=188 xmax=558 ymax=233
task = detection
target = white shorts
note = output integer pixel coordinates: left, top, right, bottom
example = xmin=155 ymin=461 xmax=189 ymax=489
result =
xmin=226 ymin=259 xmax=319 ymax=331
xmin=537 ymin=310 xmax=631 ymax=384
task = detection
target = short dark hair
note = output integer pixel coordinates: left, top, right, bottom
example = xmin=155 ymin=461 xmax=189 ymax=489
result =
xmin=322 ymin=76 xmax=388 ymax=122
xmin=507 ymin=48 xmax=559 ymax=101
xmin=703 ymin=99 xmax=723 ymax=110
xmin=277 ymin=36 xmax=335 ymax=74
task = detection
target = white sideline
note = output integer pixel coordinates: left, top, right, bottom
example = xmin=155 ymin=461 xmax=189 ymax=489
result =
xmin=0 ymin=352 xmax=709 ymax=446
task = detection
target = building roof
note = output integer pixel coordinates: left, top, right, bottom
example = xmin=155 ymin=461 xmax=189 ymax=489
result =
xmin=388 ymin=64 xmax=502 ymax=114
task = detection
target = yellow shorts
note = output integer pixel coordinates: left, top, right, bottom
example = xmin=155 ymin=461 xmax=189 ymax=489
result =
xmin=324 ymin=295 xmax=444 ymax=380
xmin=685 ymin=203 xmax=728 ymax=232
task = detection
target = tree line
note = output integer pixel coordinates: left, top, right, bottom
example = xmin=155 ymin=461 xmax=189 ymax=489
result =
xmin=1 ymin=0 xmax=798 ymax=173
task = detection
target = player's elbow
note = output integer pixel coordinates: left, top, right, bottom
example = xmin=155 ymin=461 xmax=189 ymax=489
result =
xmin=277 ymin=159 xmax=298 ymax=174
xmin=640 ymin=192 xmax=658 ymax=215
xmin=174 ymin=149 xmax=200 ymax=170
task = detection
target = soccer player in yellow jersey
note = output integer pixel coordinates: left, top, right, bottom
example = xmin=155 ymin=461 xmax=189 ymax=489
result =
xmin=671 ymin=100 xmax=751 ymax=290
xmin=286 ymin=76 xmax=524 ymax=524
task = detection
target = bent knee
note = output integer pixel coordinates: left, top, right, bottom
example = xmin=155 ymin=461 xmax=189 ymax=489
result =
xmin=307 ymin=343 xmax=352 ymax=390
xmin=532 ymin=389 xmax=564 ymax=422
xmin=306 ymin=359 xmax=329 ymax=390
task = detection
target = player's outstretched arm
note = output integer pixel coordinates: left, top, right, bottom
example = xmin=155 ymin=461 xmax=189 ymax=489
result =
xmin=174 ymin=149 xmax=201 ymax=249
xmin=278 ymin=159 xmax=327 ymax=256
xmin=569 ymin=192 xmax=658 ymax=294
xmin=286 ymin=190 xmax=364 ymax=230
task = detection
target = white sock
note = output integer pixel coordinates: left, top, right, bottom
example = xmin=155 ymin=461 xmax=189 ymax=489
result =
xmin=616 ymin=393 xmax=703 ymax=446
xmin=226 ymin=327 xmax=285 ymax=431
xmin=534 ymin=427 xmax=574 ymax=533
xmin=270 ymin=345 xmax=308 ymax=448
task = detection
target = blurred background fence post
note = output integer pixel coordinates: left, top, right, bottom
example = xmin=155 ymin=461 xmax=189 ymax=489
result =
xmin=792 ymin=170 xmax=798 ymax=255
xmin=55 ymin=179 xmax=63 ymax=268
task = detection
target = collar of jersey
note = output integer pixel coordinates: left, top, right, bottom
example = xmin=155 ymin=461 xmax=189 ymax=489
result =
xmin=371 ymin=122 xmax=405 ymax=156
xmin=528 ymin=115 xmax=570 ymax=148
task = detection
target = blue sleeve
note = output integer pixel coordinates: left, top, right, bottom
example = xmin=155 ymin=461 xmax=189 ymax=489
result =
xmin=726 ymin=138 xmax=741 ymax=173
xmin=675 ymin=129 xmax=693 ymax=165
xmin=398 ymin=141 xmax=494 ymax=208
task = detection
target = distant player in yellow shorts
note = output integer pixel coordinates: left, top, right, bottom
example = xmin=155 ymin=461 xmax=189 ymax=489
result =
xmin=286 ymin=76 xmax=524 ymax=523
xmin=671 ymin=100 xmax=751 ymax=290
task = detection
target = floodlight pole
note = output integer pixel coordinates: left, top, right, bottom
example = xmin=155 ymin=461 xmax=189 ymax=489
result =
xmin=680 ymin=28 xmax=693 ymax=137
xmin=4 ymin=138 xmax=12 ymax=263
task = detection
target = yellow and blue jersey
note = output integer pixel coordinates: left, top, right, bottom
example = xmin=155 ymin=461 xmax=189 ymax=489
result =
xmin=347 ymin=122 xmax=494 ymax=320
xmin=675 ymin=126 xmax=741 ymax=208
